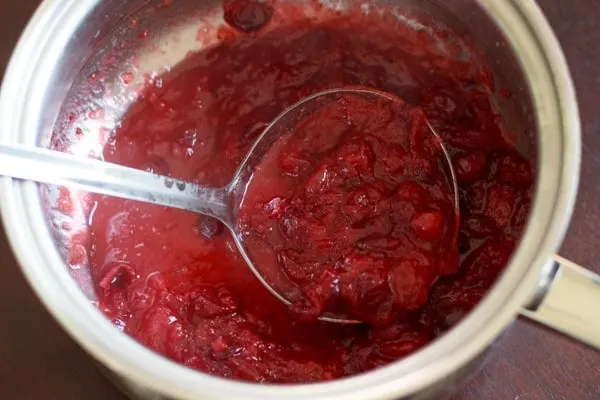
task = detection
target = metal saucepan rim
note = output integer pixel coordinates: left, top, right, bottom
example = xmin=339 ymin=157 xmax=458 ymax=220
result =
xmin=0 ymin=0 xmax=580 ymax=399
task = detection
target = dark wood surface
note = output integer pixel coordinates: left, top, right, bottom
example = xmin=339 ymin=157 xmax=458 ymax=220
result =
xmin=1 ymin=1 xmax=599 ymax=399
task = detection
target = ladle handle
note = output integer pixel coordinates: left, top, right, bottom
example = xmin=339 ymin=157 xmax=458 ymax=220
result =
xmin=0 ymin=144 xmax=230 ymax=221
xmin=520 ymin=255 xmax=600 ymax=349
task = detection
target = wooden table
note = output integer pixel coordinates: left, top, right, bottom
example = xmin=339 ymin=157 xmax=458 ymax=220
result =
xmin=1 ymin=1 xmax=599 ymax=399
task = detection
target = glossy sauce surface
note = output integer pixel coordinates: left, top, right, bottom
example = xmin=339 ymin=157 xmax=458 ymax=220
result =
xmin=81 ymin=2 xmax=532 ymax=383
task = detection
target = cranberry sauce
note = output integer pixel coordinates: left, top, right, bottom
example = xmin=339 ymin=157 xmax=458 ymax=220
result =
xmin=79 ymin=3 xmax=533 ymax=383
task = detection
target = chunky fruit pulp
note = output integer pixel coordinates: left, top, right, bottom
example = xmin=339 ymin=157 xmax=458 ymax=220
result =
xmin=239 ymin=91 xmax=459 ymax=326
xmin=83 ymin=3 xmax=533 ymax=383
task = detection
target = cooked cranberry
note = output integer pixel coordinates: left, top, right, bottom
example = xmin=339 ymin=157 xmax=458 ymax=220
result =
xmin=453 ymin=151 xmax=488 ymax=184
xmin=461 ymin=214 xmax=497 ymax=238
xmin=278 ymin=250 xmax=306 ymax=281
xmin=344 ymin=187 xmax=381 ymax=224
xmin=280 ymin=150 xmax=310 ymax=177
xmin=461 ymin=239 xmax=516 ymax=286
xmin=483 ymin=183 xmax=517 ymax=228
xmin=447 ymin=129 xmax=491 ymax=150
xmin=187 ymin=286 xmax=238 ymax=322
xmin=465 ymin=184 xmax=486 ymax=213
xmin=496 ymin=154 xmax=533 ymax=187
xmin=374 ymin=328 xmax=431 ymax=359
xmin=410 ymin=210 xmax=444 ymax=241
xmin=512 ymin=198 xmax=531 ymax=232
xmin=427 ymin=281 xmax=487 ymax=330
xmin=388 ymin=258 xmax=432 ymax=310
xmin=56 ymin=186 xmax=74 ymax=215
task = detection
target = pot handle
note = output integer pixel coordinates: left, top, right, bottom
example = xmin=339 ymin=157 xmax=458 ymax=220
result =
xmin=520 ymin=255 xmax=600 ymax=348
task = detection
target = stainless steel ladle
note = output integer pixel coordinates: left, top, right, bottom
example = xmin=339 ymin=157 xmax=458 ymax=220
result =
xmin=0 ymin=87 xmax=458 ymax=324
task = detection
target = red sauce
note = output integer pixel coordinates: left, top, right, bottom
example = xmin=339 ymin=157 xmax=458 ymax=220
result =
xmin=239 ymin=90 xmax=459 ymax=325
xmin=82 ymin=2 xmax=533 ymax=383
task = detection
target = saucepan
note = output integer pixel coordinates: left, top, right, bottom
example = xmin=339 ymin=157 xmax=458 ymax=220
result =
xmin=0 ymin=0 xmax=597 ymax=399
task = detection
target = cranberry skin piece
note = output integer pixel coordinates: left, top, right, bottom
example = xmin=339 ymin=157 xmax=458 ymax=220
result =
xmin=223 ymin=0 xmax=273 ymax=33
xmin=338 ymin=255 xmax=386 ymax=301
xmin=128 ymin=284 xmax=157 ymax=312
xmin=446 ymin=129 xmax=491 ymax=151
xmin=496 ymin=154 xmax=533 ymax=188
xmin=394 ymin=181 xmax=430 ymax=205
xmin=410 ymin=210 xmax=444 ymax=241
xmin=278 ymin=212 xmax=303 ymax=243
xmin=461 ymin=239 xmax=516 ymax=286
xmin=379 ymin=145 xmax=408 ymax=174
xmin=483 ymin=183 xmax=517 ymax=229
xmin=194 ymin=216 xmax=222 ymax=239
xmin=323 ymin=254 xmax=395 ymax=326
xmin=57 ymin=187 xmax=74 ymax=215
xmin=351 ymin=322 xmax=431 ymax=368
xmin=420 ymin=91 xmax=459 ymax=121
xmin=335 ymin=140 xmax=375 ymax=175
xmin=397 ymin=155 xmax=433 ymax=181
xmin=426 ymin=281 xmax=487 ymax=330
xmin=278 ymin=250 xmax=308 ymax=282
xmin=280 ymin=150 xmax=310 ymax=177
xmin=134 ymin=306 xmax=185 ymax=356
xmin=453 ymin=151 xmax=488 ymax=184
xmin=463 ymin=183 xmax=486 ymax=213
xmin=263 ymin=197 xmax=289 ymax=218
xmin=304 ymin=164 xmax=337 ymax=194
xmin=388 ymin=256 xmax=434 ymax=311
xmin=438 ymin=246 xmax=460 ymax=276
xmin=187 ymin=286 xmax=238 ymax=323
xmin=512 ymin=199 xmax=531 ymax=232
xmin=461 ymin=214 xmax=498 ymax=239
xmin=98 ymin=263 xmax=137 ymax=294
xmin=68 ymin=243 xmax=87 ymax=266
xmin=290 ymin=282 xmax=330 ymax=322
xmin=344 ymin=186 xmax=382 ymax=225
xmin=374 ymin=327 xmax=431 ymax=359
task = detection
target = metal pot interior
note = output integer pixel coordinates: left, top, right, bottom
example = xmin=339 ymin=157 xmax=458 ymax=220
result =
xmin=14 ymin=0 xmax=550 ymax=396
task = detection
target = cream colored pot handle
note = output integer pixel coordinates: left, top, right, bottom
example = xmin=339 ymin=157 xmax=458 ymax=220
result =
xmin=520 ymin=255 xmax=600 ymax=348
